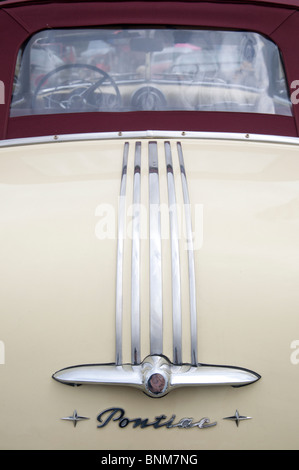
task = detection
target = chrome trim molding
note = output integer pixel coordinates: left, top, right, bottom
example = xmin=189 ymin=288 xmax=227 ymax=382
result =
xmin=165 ymin=142 xmax=182 ymax=365
xmin=115 ymin=142 xmax=129 ymax=366
xmin=177 ymin=142 xmax=198 ymax=366
xmin=53 ymin=140 xmax=261 ymax=397
xmin=131 ymin=142 xmax=141 ymax=365
xmin=148 ymin=142 xmax=163 ymax=356
xmin=1 ymin=130 xmax=299 ymax=148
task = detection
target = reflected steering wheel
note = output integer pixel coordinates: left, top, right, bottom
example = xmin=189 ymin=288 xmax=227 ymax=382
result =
xmin=32 ymin=63 xmax=121 ymax=111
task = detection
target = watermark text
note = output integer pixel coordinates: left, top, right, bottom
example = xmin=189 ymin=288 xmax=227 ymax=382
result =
xmin=0 ymin=80 xmax=4 ymax=104
xmin=290 ymin=340 xmax=299 ymax=365
xmin=95 ymin=201 xmax=204 ymax=251
xmin=0 ymin=340 xmax=5 ymax=365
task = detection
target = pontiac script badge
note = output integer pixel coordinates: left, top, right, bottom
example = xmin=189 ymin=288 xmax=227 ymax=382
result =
xmin=96 ymin=408 xmax=217 ymax=429
xmin=61 ymin=408 xmax=253 ymax=429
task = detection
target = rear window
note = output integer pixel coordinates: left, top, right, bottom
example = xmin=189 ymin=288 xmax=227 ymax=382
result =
xmin=10 ymin=28 xmax=292 ymax=117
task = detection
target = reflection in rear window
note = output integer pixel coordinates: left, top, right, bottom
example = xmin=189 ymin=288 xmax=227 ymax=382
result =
xmin=11 ymin=28 xmax=292 ymax=116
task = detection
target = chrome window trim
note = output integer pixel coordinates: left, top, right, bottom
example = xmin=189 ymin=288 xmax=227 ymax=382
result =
xmin=1 ymin=131 xmax=299 ymax=148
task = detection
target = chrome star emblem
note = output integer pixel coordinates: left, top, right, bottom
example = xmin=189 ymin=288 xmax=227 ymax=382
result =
xmin=61 ymin=410 xmax=89 ymax=427
xmin=223 ymin=409 xmax=252 ymax=427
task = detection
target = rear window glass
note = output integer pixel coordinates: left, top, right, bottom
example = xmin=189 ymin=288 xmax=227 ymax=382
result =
xmin=10 ymin=28 xmax=292 ymax=117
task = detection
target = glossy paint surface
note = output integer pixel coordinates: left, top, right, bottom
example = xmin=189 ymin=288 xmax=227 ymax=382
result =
xmin=0 ymin=136 xmax=299 ymax=449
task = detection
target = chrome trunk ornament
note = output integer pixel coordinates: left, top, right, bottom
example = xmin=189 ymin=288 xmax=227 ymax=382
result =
xmin=53 ymin=140 xmax=261 ymax=397
xmin=53 ymin=354 xmax=260 ymax=398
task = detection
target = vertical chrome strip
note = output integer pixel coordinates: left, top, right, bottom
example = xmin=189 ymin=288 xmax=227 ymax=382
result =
xmin=115 ymin=142 xmax=129 ymax=365
xmin=131 ymin=142 xmax=141 ymax=364
xmin=177 ymin=142 xmax=198 ymax=366
xmin=148 ymin=141 xmax=163 ymax=356
xmin=164 ymin=142 xmax=182 ymax=364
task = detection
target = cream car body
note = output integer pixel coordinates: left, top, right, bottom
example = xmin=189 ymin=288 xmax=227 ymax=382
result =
xmin=0 ymin=0 xmax=299 ymax=450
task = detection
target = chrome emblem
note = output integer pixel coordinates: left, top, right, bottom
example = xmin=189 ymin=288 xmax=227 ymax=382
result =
xmin=61 ymin=410 xmax=90 ymax=427
xmin=61 ymin=408 xmax=253 ymax=430
xmin=223 ymin=409 xmax=252 ymax=427
xmin=96 ymin=407 xmax=217 ymax=429
xmin=53 ymin=141 xmax=261 ymax=397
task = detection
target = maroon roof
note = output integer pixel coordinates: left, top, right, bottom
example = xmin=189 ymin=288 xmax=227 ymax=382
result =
xmin=1 ymin=0 xmax=299 ymax=139
xmin=1 ymin=0 xmax=299 ymax=8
